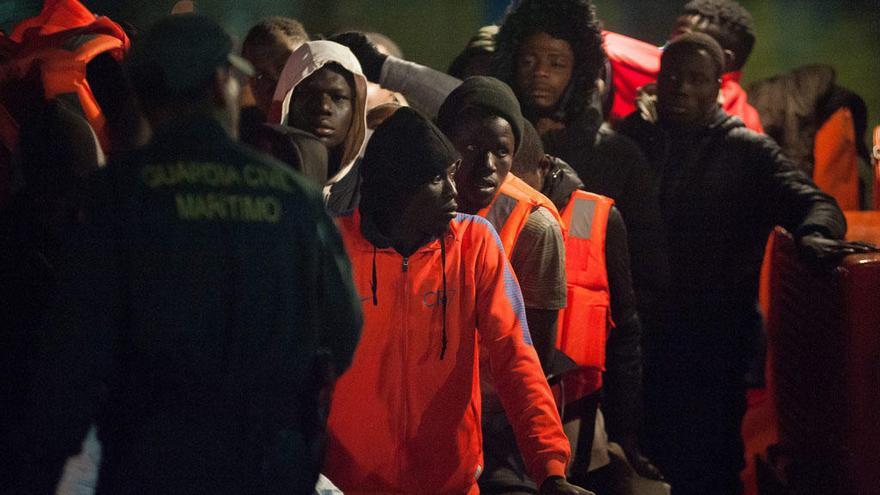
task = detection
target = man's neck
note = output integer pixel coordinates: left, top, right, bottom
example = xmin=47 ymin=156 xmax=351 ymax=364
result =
xmin=148 ymin=105 xmax=230 ymax=139
xmin=328 ymin=147 xmax=344 ymax=178
xmin=534 ymin=116 xmax=566 ymax=138
xmin=366 ymin=209 xmax=434 ymax=258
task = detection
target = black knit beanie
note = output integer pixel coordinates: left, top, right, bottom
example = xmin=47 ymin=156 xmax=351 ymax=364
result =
xmin=359 ymin=107 xmax=460 ymax=212
xmin=662 ymin=32 xmax=725 ymax=76
xmin=437 ymin=76 xmax=524 ymax=151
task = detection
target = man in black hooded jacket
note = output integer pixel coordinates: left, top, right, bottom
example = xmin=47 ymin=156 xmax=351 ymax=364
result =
xmin=617 ymin=32 xmax=850 ymax=495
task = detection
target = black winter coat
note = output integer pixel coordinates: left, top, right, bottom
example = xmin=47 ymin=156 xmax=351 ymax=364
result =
xmin=618 ymin=107 xmax=846 ymax=328
xmin=542 ymin=113 xmax=670 ymax=324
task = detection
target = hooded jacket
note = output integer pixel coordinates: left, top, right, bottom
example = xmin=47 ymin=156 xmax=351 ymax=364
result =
xmin=748 ymin=64 xmax=869 ymax=172
xmin=325 ymin=210 xmax=570 ymax=494
xmin=618 ymin=104 xmax=846 ymax=321
xmin=270 ymin=40 xmax=369 ymax=215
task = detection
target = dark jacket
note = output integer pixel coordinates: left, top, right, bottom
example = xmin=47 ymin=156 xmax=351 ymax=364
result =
xmin=618 ymin=106 xmax=846 ymax=327
xmin=9 ymin=116 xmax=362 ymax=495
xmin=542 ymin=112 xmax=670 ymax=323
xmin=748 ymin=64 xmax=870 ymax=175
xmin=541 ymin=158 xmax=644 ymax=437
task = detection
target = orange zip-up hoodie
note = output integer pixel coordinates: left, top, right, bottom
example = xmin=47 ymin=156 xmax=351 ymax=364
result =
xmin=325 ymin=210 xmax=570 ymax=494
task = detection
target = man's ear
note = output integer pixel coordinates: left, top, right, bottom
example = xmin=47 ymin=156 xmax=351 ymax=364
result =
xmin=722 ymin=49 xmax=735 ymax=73
xmin=538 ymin=154 xmax=553 ymax=179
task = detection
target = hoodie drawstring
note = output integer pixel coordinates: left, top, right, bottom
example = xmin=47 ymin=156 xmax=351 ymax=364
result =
xmin=371 ymin=246 xmax=378 ymax=306
xmin=439 ymin=237 xmax=448 ymax=360
xmin=370 ymin=241 xmax=446 ymax=359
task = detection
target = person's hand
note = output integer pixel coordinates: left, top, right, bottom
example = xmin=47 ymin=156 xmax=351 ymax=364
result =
xmin=616 ymin=433 xmax=665 ymax=481
xmin=538 ymin=476 xmax=595 ymax=495
xmin=328 ymin=32 xmax=387 ymax=82
xmin=798 ymin=231 xmax=877 ymax=265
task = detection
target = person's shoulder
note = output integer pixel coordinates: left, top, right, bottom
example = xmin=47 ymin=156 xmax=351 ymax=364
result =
xmin=233 ymin=141 xmax=325 ymax=203
xmin=723 ymin=122 xmax=780 ymax=156
xmin=527 ymin=205 xmax=561 ymax=230
xmin=616 ymin=111 xmax=656 ymax=142
xmin=597 ymin=123 xmax=647 ymax=160
xmin=450 ymin=213 xmax=505 ymax=251
xmin=520 ymin=207 xmax=564 ymax=250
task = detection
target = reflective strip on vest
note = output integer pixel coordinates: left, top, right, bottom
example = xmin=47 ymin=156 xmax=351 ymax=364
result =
xmin=569 ymin=197 xmax=597 ymax=240
xmin=485 ymin=193 xmax=518 ymax=238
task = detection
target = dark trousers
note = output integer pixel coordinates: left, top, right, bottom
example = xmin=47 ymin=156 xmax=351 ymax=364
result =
xmin=479 ymin=392 xmax=600 ymax=494
xmin=640 ymin=310 xmax=758 ymax=495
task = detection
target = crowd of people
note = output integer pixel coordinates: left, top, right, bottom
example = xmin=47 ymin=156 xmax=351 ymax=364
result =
xmin=1 ymin=0 xmax=875 ymax=494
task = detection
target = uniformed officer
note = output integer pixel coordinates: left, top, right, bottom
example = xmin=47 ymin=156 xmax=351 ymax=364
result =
xmin=8 ymin=14 xmax=362 ymax=495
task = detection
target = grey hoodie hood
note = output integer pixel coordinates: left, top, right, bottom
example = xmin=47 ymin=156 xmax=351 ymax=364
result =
xmin=270 ymin=40 xmax=369 ymax=192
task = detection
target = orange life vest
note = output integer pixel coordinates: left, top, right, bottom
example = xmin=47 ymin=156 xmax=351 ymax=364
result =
xmin=555 ymin=190 xmax=614 ymax=402
xmin=812 ymin=107 xmax=860 ymax=211
xmin=0 ymin=1 xmax=128 ymax=207
xmin=477 ymin=174 xmax=564 ymax=257
xmin=2 ymin=21 xmax=128 ymax=153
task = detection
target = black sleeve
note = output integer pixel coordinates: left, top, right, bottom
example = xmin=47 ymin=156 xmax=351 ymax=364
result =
xmin=9 ymin=172 xmax=121 ymax=492
xmin=751 ymin=131 xmax=847 ymax=239
xmin=602 ymin=207 xmax=644 ymax=440
xmin=611 ymin=134 xmax=670 ymax=317
xmin=313 ymin=203 xmax=363 ymax=377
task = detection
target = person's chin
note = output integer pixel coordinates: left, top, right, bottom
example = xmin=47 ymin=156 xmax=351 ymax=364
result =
xmin=520 ymin=94 xmax=556 ymax=115
xmin=658 ymin=108 xmax=696 ymax=127
xmin=461 ymin=190 xmax=495 ymax=214
xmin=429 ymin=217 xmax=454 ymax=237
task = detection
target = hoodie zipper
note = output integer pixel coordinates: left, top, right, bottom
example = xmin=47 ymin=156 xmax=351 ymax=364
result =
xmin=399 ymin=255 xmax=409 ymax=484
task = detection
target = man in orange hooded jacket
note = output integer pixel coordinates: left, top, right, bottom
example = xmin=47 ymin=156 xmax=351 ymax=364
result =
xmin=324 ymin=107 xmax=592 ymax=494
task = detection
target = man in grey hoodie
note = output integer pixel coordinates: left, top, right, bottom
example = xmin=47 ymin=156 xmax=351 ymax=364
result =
xmin=270 ymin=40 xmax=369 ymax=216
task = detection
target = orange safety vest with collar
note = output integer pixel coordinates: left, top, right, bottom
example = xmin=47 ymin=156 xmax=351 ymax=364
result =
xmin=556 ymin=190 xmax=615 ymax=402
xmin=0 ymin=6 xmax=128 ymax=207
xmin=2 ymin=20 xmax=128 ymax=153
xmin=477 ymin=173 xmax=565 ymax=257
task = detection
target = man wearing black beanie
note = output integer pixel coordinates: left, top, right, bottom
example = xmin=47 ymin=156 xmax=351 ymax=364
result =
xmin=438 ymin=76 xmax=572 ymax=494
xmin=324 ymin=107 xmax=592 ymax=495
xmin=437 ymin=76 xmax=565 ymax=371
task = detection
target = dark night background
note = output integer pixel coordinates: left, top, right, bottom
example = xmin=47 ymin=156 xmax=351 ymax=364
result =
xmin=5 ymin=0 xmax=880 ymax=132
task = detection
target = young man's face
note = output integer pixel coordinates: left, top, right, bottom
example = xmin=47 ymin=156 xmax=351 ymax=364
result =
xmin=514 ymin=32 xmax=574 ymax=116
xmin=447 ymin=114 xmax=516 ymax=214
xmin=656 ymin=47 xmax=720 ymax=128
xmin=395 ymin=161 xmax=460 ymax=238
xmin=287 ymin=65 xmax=355 ymax=152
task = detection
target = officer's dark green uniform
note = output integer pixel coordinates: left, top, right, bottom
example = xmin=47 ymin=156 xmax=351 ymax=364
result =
xmin=9 ymin=15 xmax=363 ymax=495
